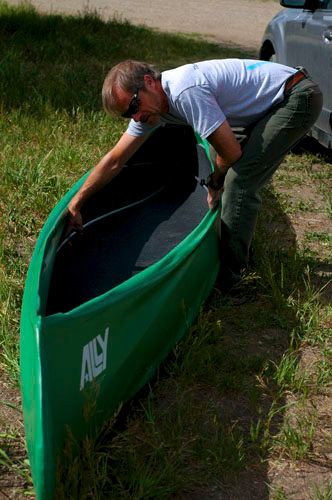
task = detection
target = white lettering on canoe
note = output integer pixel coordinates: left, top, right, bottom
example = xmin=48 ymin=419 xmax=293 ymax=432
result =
xmin=80 ymin=327 xmax=109 ymax=391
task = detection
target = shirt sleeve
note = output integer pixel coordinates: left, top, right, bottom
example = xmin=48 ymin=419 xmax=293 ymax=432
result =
xmin=173 ymin=85 xmax=226 ymax=139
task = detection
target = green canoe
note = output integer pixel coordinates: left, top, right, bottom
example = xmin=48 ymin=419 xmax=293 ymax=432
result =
xmin=20 ymin=125 xmax=220 ymax=499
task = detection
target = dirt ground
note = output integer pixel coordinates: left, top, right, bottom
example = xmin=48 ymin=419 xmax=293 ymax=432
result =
xmin=1 ymin=2 xmax=331 ymax=499
xmin=6 ymin=0 xmax=281 ymax=51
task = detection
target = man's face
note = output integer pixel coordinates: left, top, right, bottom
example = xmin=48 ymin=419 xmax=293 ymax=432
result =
xmin=115 ymin=75 xmax=168 ymax=125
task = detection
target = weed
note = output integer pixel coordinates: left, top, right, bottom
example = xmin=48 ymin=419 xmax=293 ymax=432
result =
xmin=270 ymin=485 xmax=288 ymax=500
xmin=304 ymin=231 xmax=331 ymax=244
xmin=311 ymin=480 xmax=332 ymax=500
xmin=274 ymin=415 xmax=315 ymax=460
xmin=0 ymin=430 xmax=32 ymax=489
xmin=1 ymin=1 xmax=331 ymax=498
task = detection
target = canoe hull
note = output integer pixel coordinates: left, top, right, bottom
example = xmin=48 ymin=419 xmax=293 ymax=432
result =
xmin=20 ymin=126 xmax=220 ymax=498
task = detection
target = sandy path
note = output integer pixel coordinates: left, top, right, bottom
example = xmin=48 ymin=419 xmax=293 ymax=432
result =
xmin=6 ymin=0 xmax=281 ymax=50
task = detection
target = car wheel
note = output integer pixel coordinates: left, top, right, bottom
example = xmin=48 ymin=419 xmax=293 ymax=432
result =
xmin=259 ymin=41 xmax=276 ymax=62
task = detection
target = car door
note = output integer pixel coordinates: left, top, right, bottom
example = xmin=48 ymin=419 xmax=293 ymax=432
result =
xmin=319 ymin=0 xmax=332 ymax=134
xmin=283 ymin=1 xmax=332 ymax=140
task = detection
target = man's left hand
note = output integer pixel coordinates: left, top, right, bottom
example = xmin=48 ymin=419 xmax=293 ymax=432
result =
xmin=207 ymin=186 xmax=222 ymax=209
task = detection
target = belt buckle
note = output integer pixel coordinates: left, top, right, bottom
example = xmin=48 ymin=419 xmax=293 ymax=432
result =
xmin=295 ymin=66 xmax=309 ymax=77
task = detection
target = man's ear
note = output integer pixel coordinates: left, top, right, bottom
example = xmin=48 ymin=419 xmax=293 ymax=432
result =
xmin=143 ymin=74 xmax=155 ymax=87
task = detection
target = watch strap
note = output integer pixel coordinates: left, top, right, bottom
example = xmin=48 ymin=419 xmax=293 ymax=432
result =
xmin=206 ymin=171 xmax=226 ymax=190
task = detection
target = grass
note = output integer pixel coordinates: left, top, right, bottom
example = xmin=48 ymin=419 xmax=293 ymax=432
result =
xmin=0 ymin=1 xmax=331 ymax=498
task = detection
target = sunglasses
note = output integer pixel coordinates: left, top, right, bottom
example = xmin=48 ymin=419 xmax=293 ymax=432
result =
xmin=121 ymin=92 xmax=140 ymax=118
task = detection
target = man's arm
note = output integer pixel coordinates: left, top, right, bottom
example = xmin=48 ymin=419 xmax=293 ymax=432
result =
xmin=206 ymin=120 xmax=242 ymax=208
xmin=67 ymin=132 xmax=148 ymax=233
xmin=208 ymin=119 xmax=242 ymax=179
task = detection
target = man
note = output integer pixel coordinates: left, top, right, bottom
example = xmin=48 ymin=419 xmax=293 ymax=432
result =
xmin=67 ymin=59 xmax=322 ymax=292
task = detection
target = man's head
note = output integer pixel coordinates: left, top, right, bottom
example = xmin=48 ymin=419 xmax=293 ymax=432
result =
xmin=102 ymin=60 xmax=168 ymax=125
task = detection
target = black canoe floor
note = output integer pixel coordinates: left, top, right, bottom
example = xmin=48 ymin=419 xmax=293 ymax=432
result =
xmin=46 ymin=126 xmax=211 ymax=315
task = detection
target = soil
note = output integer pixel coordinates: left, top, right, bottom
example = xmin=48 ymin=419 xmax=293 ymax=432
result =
xmin=0 ymin=376 xmax=29 ymax=499
xmin=1 ymin=2 xmax=331 ymax=499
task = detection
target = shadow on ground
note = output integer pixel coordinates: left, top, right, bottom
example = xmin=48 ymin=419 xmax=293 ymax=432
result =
xmin=0 ymin=3 xmax=254 ymax=116
xmin=66 ymin=186 xmax=301 ymax=499
xmin=1 ymin=4 xmax=329 ymax=499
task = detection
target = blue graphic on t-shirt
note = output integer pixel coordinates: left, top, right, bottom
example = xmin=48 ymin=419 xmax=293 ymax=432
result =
xmin=247 ymin=61 xmax=269 ymax=71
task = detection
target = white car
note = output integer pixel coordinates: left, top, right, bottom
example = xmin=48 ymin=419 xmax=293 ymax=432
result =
xmin=259 ymin=0 xmax=332 ymax=149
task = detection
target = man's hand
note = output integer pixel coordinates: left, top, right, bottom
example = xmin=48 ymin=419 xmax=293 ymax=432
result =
xmin=60 ymin=133 xmax=148 ymax=242
xmin=64 ymin=205 xmax=84 ymax=239
xmin=207 ymin=186 xmax=222 ymax=210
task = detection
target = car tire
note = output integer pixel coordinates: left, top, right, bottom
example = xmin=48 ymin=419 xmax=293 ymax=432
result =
xmin=259 ymin=41 xmax=276 ymax=62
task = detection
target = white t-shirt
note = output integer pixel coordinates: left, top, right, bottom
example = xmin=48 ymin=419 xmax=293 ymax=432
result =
xmin=126 ymin=59 xmax=297 ymax=139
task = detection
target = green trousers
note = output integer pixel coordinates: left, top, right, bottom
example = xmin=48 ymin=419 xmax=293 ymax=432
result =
xmin=219 ymin=77 xmax=323 ymax=281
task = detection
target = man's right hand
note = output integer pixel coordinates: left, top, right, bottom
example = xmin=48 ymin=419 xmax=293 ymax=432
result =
xmin=64 ymin=205 xmax=84 ymax=239
xmin=60 ymin=133 xmax=149 ymax=244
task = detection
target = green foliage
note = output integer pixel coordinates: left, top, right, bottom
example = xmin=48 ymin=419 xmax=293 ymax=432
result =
xmin=0 ymin=1 xmax=331 ymax=497
xmin=0 ymin=0 xmax=251 ymax=115
xmin=0 ymin=427 xmax=32 ymax=492
xmin=312 ymin=480 xmax=332 ymax=500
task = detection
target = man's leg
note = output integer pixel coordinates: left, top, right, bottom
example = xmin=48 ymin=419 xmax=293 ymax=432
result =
xmin=218 ymin=78 xmax=323 ymax=289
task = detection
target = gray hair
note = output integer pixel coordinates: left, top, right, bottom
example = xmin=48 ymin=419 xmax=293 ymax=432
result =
xmin=102 ymin=60 xmax=161 ymax=114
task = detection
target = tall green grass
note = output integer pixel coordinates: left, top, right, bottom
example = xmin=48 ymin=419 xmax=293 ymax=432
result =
xmin=0 ymin=1 xmax=331 ymax=498
xmin=0 ymin=0 xmax=251 ymax=379
xmin=0 ymin=0 xmax=253 ymax=115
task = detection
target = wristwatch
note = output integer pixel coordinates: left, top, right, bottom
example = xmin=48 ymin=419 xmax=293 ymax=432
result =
xmin=206 ymin=171 xmax=226 ymax=190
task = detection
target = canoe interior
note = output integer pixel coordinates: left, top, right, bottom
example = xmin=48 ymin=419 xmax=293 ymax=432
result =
xmin=46 ymin=125 xmax=211 ymax=315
